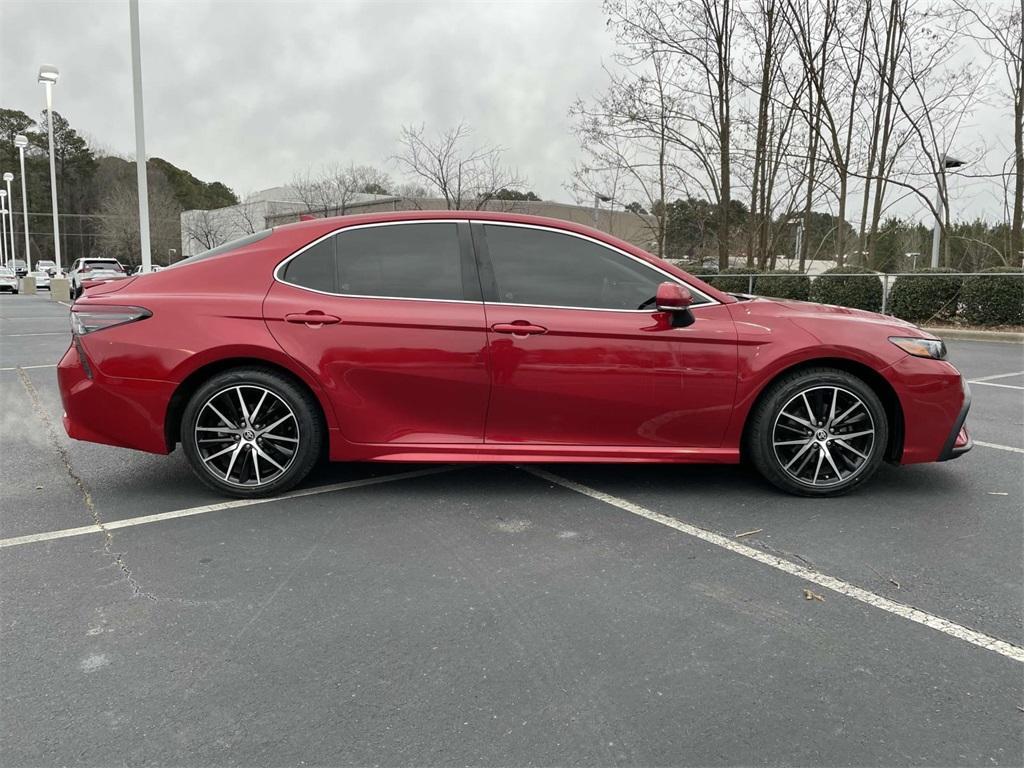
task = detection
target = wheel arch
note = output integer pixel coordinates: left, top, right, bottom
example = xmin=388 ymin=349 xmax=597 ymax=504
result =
xmin=741 ymin=357 xmax=905 ymax=463
xmin=164 ymin=356 xmax=333 ymax=452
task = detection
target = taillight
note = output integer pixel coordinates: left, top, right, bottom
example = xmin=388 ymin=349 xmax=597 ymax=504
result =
xmin=71 ymin=305 xmax=151 ymax=335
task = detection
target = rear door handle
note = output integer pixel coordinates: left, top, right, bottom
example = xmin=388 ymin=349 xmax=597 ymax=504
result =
xmin=285 ymin=312 xmax=341 ymax=326
xmin=491 ymin=321 xmax=547 ymax=336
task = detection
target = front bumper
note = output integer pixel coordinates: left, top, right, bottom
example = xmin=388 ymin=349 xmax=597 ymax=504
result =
xmin=58 ymin=340 xmax=174 ymax=454
xmin=938 ymin=379 xmax=972 ymax=461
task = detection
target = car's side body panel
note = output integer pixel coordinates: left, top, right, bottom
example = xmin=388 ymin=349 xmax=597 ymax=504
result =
xmin=57 ymin=210 xmax=969 ymax=477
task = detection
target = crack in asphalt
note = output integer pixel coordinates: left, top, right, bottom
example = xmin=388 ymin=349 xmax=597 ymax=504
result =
xmin=16 ymin=367 xmax=156 ymax=601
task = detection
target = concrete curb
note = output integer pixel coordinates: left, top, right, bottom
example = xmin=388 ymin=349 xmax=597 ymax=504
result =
xmin=924 ymin=327 xmax=1024 ymax=343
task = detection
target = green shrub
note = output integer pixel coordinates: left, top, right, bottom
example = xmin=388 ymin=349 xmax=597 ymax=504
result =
xmin=710 ymin=267 xmax=759 ymax=293
xmin=809 ymin=266 xmax=883 ymax=312
xmin=888 ymin=268 xmax=963 ymax=323
xmin=756 ymin=270 xmax=811 ymax=301
xmin=961 ymin=267 xmax=1024 ymax=326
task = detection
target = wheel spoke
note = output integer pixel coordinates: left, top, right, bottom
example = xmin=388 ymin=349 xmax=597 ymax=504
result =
xmin=250 ymin=390 xmax=268 ymax=423
xmin=254 ymin=445 xmax=285 ymax=471
xmin=223 ymin=443 xmax=243 ymax=480
xmin=812 ymin=449 xmax=825 ymax=484
xmin=837 ymin=429 xmax=873 ymax=439
xmin=258 ymin=413 xmax=294 ymax=437
xmin=202 ymin=443 xmax=238 ymax=464
xmin=236 ymin=387 xmax=251 ymax=425
xmin=780 ymin=411 xmax=814 ymax=429
xmin=206 ymin=403 xmax=238 ymax=430
xmin=263 ymin=433 xmax=299 ymax=444
xmin=774 ymin=438 xmax=810 ymax=446
xmin=833 ymin=438 xmax=868 ymax=460
xmin=251 ymin=446 xmax=262 ymax=484
xmin=832 ymin=401 xmax=862 ymax=427
xmin=822 ymin=444 xmax=844 ymax=479
xmin=801 ymin=392 xmax=816 ymax=424
xmin=784 ymin=440 xmax=815 ymax=470
xmin=828 ymin=388 xmax=838 ymax=423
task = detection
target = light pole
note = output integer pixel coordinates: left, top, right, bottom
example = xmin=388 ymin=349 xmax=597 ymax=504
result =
xmin=14 ymin=135 xmax=31 ymax=271
xmin=129 ymin=0 xmax=152 ymax=273
xmin=39 ymin=65 xmax=62 ymax=273
xmin=0 ymin=191 xmax=7 ymax=266
xmin=3 ymin=173 xmax=14 ymax=267
xmin=930 ymin=155 xmax=965 ymax=268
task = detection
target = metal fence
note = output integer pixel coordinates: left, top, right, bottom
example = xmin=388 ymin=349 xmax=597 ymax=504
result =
xmin=691 ymin=272 xmax=1023 ymax=316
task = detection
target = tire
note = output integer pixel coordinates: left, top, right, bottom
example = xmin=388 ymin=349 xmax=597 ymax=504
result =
xmin=747 ymin=367 xmax=888 ymax=497
xmin=180 ymin=367 xmax=324 ymax=498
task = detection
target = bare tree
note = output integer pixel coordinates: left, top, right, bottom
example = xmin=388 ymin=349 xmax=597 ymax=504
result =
xmin=291 ymin=163 xmax=393 ymax=217
xmin=232 ymin=192 xmax=265 ymax=235
xmin=393 ymin=122 xmax=527 ymax=210
xmin=182 ymin=209 xmax=230 ymax=254
xmin=98 ymin=164 xmax=181 ymax=266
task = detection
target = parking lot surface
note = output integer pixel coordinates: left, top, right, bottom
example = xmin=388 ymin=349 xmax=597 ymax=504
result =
xmin=2 ymin=293 xmax=1022 ymax=766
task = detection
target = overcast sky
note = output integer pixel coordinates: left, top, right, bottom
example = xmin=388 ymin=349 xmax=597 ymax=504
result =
xmin=0 ymin=0 xmax=1013 ymax=223
xmin=1 ymin=0 xmax=617 ymax=202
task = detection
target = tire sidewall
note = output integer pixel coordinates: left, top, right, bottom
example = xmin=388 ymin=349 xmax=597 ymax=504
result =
xmin=180 ymin=368 xmax=321 ymax=497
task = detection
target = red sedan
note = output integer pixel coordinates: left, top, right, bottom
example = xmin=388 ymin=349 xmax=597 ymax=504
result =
xmin=58 ymin=211 xmax=971 ymax=497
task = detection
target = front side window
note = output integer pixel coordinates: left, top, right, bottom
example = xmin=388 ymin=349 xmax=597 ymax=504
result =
xmin=482 ymin=224 xmax=669 ymax=310
xmin=282 ymin=222 xmax=464 ymax=301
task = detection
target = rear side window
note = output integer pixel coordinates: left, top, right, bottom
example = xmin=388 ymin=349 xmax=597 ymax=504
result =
xmin=282 ymin=222 xmax=464 ymax=301
xmin=170 ymin=230 xmax=272 ymax=269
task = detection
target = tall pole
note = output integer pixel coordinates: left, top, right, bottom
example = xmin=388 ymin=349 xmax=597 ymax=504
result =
xmin=929 ymin=178 xmax=943 ymax=268
xmin=129 ymin=0 xmax=152 ymax=273
xmin=43 ymin=81 xmax=62 ymax=272
xmin=3 ymin=176 xmax=15 ymax=266
xmin=0 ymin=194 xmax=7 ymax=266
xmin=16 ymin=138 xmax=31 ymax=271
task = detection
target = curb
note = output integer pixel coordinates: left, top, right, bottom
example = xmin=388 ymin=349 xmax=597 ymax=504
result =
xmin=924 ymin=327 xmax=1024 ymax=343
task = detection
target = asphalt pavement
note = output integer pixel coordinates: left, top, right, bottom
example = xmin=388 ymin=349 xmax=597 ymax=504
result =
xmin=1 ymin=292 xmax=1021 ymax=767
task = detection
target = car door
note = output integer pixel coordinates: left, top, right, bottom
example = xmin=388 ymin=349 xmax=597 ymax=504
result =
xmin=474 ymin=222 xmax=738 ymax=448
xmin=264 ymin=220 xmax=491 ymax=444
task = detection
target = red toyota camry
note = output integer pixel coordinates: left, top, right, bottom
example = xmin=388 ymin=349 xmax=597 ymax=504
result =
xmin=58 ymin=211 xmax=971 ymax=498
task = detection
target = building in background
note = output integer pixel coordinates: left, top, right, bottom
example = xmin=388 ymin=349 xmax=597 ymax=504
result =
xmin=181 ymin=189 xmax=658 ymax=258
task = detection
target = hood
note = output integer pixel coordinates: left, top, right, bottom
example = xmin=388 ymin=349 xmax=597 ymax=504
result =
xmin=752 ymin=296 xmax=932 ymax=336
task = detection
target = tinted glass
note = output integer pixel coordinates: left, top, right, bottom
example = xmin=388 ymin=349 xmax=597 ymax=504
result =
xmin=334 ymin=222 xmax=463 ymax=300
xmin=483 ymin=225 xmax=664 ymax=310
xmin=283 ymin=237 xmax=336 ymax=292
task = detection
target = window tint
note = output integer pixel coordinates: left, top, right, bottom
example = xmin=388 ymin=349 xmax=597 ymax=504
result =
xmin=334 ymin=222 xmax=463 ymax=300
xmin=483 ymin=225 xmax=666 ymax=310
xmin=283 ymin=237 xmax=335 ymax=292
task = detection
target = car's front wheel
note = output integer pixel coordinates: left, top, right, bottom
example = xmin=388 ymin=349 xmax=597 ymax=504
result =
xmin=747 ymin=367 xmax=889 ymax=497
xmin=181 ymin=367 xmax=323 ymax=497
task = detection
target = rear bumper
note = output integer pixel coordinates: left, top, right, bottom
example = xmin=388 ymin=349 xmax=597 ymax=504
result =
xmin=938 ymin=380 xmax=972 ymax=461
xmin=58 ymin=340 xmax=174 ymax=454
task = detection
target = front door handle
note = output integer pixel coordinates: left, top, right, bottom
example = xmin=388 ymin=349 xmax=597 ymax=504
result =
xmin=491 ymin=321 xmax=547 ymax=336
xmin=285 ymin=312 xmax=341 ymax=327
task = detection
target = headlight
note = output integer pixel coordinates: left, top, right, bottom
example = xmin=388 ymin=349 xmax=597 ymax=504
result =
xmin=889 ymin=336 xmax=946 ymax=360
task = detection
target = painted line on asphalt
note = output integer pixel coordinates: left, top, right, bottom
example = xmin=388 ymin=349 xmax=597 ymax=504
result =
xmin=525 ymin=467 xmax=1024 ymax=665
xmin=0 ymin=467 xmax=453 ymax=550
xmin=1 ymin=332 xmax=66 ymax=337
xmin=968 ymin=381 xmax=1024 ymax=391
xmin=969 ymin=370 xmax=1024 ymax=382
xmin=0 ymin=363 xmax=58 ymax=372
xmin=975 ymin=440 xmax=1024 ymax=454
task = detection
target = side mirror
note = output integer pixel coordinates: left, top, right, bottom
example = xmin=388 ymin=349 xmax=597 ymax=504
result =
xmin=655 ymin=282 xmax=695 ymax=327
xmin=655 ymin=282 xmax=694 ymax=312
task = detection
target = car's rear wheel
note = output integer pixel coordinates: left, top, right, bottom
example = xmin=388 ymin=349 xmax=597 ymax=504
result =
xmin=747 ymin=367 xmax=888 ymax=497
xmin=181 ymin=367 xmax=323 ymax=497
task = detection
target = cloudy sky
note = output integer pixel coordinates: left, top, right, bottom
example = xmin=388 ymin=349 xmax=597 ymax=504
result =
xmin=0 ymin=0 xmax=1013 ymax=223
xmin=1 ymin=0 xmax=618 ymax=202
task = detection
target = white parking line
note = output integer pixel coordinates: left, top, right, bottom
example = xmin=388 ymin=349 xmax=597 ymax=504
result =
xmin=975 ymin=441 xmax=1024 ymax=454
xmin=969 ymin=381 xmax=1024 ymax=390
xmin=969 ymin=370 xmax=1024 ymax=382
xmin=0 ymin=364 xmax=57 ymax=372
xmin=525 ymin=467 xmax=1024 ymax=665
xmin=0 ymin=467 xmax=452 ymax=549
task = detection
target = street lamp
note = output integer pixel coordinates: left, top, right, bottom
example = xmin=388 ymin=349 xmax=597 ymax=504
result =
xmin=39 ymin=64 xmax=62 ymax=273
xmin=930 ymin=155 xmax=965 ymax=268
xmin=3 ymin=173 xmax=14 ymax=267
xmin=14 ymin=135 xmax=30 ymax=272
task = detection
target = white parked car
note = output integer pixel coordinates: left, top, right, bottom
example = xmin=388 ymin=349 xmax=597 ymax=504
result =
xmin=35 ymin=260 xmax=60 ymax=278
xmin=30 ymin=269 xmax=51 ymax=290
xmin=69 ymin=257 xmax=128 ymax=299
xmin=0 ymin=267 xmax=19 ymax=294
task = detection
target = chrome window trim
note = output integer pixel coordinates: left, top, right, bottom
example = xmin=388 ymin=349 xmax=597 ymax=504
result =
xmin=476 ymin=220 xmax=720 ymax=310
xmin=274 ymin=217 xmax=719 ymax=312
xmin=274 ymin=219 xmax=480 ymax=305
